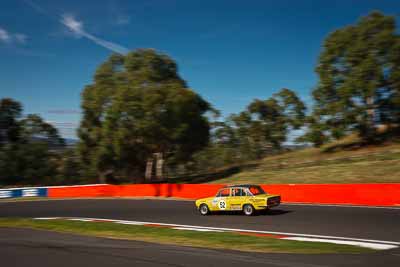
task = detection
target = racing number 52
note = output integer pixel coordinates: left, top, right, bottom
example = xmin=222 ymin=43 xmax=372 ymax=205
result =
xmin=219 ymin=200 xmax=226 ymax=210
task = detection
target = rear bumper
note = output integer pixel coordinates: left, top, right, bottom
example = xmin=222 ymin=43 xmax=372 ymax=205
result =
xmin=266 ymin=196 xmax=281 ymax=208
xmin=254 ymin=203 xmax=280 ymax=210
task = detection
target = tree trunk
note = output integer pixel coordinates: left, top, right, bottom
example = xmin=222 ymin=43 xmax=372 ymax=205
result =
xmin=98 ymin=172 xmax=107 ymax=184
xmin=155 ymin=152 xmax=165 ymax=181
xmin=145 ymin=157 xmax=154 ymax=182
xmin=366 ymin=96 xmax=375 ymax=125
xmin=365 ymin=96 xmax=376 ymax=140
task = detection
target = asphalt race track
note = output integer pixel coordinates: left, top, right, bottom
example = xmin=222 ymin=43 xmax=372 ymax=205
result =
xmin=1 ymin=199 xmax=400 ymax=267
xmin=1 ymin=199 xmax=399 ymax=241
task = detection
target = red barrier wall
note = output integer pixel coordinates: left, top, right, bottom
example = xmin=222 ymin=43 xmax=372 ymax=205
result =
xmin=48 ymin=183 xmax=400 ymax=207
xmin=48 ymin=184 xmax=225 ymax=199
xmin=260 ymin=184 xmax=400 ymax=206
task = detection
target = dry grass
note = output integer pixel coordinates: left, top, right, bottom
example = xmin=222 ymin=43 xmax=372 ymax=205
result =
xmin=210 ymin=137 xmax=400 ymax=184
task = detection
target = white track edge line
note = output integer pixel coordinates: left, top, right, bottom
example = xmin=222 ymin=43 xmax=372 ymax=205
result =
xmin=282 ymin=237 xmax=398 ymax=250
xmin=34 ymin=217 xmax=400 ymax=246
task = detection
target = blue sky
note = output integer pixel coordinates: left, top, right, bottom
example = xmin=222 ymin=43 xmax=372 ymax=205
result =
xmin=1 ymin=0 xmax=399 ymax=138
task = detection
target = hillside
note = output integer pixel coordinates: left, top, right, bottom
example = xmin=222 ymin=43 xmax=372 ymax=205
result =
xmin=205 ymin=136 xmax=400 ymax=184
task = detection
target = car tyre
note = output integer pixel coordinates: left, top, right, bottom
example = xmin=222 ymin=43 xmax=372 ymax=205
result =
xmin=199 ymin=204 xmax=210 ymax=215
xmin=243 ymin=204 xmax=255 ymax=216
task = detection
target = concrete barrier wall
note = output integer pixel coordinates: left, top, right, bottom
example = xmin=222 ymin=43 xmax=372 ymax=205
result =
xmin=47 ymin=183 xmax=400 ymax=207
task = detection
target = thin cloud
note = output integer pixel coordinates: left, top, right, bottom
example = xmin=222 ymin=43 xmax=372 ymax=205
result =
xmin=0 ymin=27 xmax=11 ymax=42
xmin=46 ymin=121 xmax=79 ymax=130
xmin=107 ymin=1 xmax=131 ymax=26
xmin=14 ymin=33 xmax=28 ymax=44
xmin=48 ymin=109 xmax=80 ymax=114
xmin=23 ymin=0 xmax=48 ymax=15
xmin=46 ymin=120 xmax=79 ymax=139
xmin=0 ymin=27 xmax=28 ymax=44
xmin=115 ymin=15 xmax=131 ymax=25
xmin=61 ymin=14 xmax=83 ymax=36
xmin=61 ymin=14 xmax=129 ymax=54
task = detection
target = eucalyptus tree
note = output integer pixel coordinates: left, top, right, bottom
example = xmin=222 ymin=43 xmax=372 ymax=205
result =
xmin=309 ymin=11 xmax=400 ymax=144
xmin=0 ymin=98 xmax=64 ymax=185
xmin=246 ymin=88 xmax=306 ymax=152
xmin=78 ymin=49 xmax=211 ymax=182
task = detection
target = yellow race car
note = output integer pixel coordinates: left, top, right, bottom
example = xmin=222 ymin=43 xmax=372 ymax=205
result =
xmin=195 ymin=184 xmax=281 ymax=216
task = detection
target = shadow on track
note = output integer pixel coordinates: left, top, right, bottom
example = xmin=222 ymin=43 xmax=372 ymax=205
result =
xmin=206 ymin=209 xmax=293 ymax=216
xmin=262 ymin=209 xmax=292 ymax=216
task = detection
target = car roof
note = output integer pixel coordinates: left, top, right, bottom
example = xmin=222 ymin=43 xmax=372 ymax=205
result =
xmin=223 ymin=184 xmax=260 ymax=189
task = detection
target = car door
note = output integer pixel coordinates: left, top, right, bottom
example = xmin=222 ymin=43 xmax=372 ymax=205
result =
xmin=212 ymin=188 xmax=230 ymax=211
xmin=229 ymin=188 xmax=246 ymax=211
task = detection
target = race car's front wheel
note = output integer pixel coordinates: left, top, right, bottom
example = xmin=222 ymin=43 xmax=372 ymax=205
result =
xmin=199 ymin=204 xmax=210 ymax=215
xmin=243 ymin=204 xmax=254 ymax=216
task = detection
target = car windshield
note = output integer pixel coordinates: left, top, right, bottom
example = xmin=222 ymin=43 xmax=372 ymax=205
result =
xmin=248 ymin=186 xmax=266 ymax=195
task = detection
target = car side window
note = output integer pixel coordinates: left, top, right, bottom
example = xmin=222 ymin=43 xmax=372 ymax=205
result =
xmin=249 ymin=186 xmax=265 ymax=195
xmin=244 ymin=188 xmax=252 ymax=196
xmin=232 ymin=188 xmax=245 ymax=196
xmin=216 ymin=188 xmax=230 ymax=197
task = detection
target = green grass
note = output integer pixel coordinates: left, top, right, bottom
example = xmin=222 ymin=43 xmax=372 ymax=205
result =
xmin=0 ymin=197 xmax=50 ymax=202
xmin=209 ymin=137 xmax=400 ymax=184
xmin=0 ymin=218 xmax=371 ymax=254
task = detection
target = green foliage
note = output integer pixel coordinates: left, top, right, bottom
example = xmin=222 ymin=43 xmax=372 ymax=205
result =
xmin=55 ymin=149 xmax=85 ymax=185
xmin=296 ymin=116 xmax=329 ymax=147
xmin=78 ymin=49 xmax=211 ymax=182
xmin=0 ymin=98 xmax=22 ymax=145
xmin=187 ymin=88 xmax=306 ymax=174
xmin=231 ymin=88 xmax=305 ymax=155
xmin=307 ymin=11 xmax=400 ymax=145
xmin=0 ymin=143 xmax=58 ymax=185
xmin=20 ymin=114 xmax=65 ymax=147
xmin=246 ymin=88 xmax=306 ymax=150
xmin=0 ymin=99 xmax=64 ymax=186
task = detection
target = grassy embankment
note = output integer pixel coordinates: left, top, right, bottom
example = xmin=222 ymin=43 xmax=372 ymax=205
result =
xmin=0 ymin=218 xmax=371 ymax=254
xmin=203 ymin=135 xmax=400 ymax=184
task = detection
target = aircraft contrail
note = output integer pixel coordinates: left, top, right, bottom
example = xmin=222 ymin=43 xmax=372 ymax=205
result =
xmin=61 ymin=14 xmax=129 ymax=54
xmin=23 ymin=0 xmax=129 ymax=54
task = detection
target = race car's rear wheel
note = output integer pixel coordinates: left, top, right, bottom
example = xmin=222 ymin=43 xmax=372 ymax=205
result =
xmin=199 ymin=204 xmax=210 ymax=215
xmin=243 ymin=204 xmax=254 ymax=216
